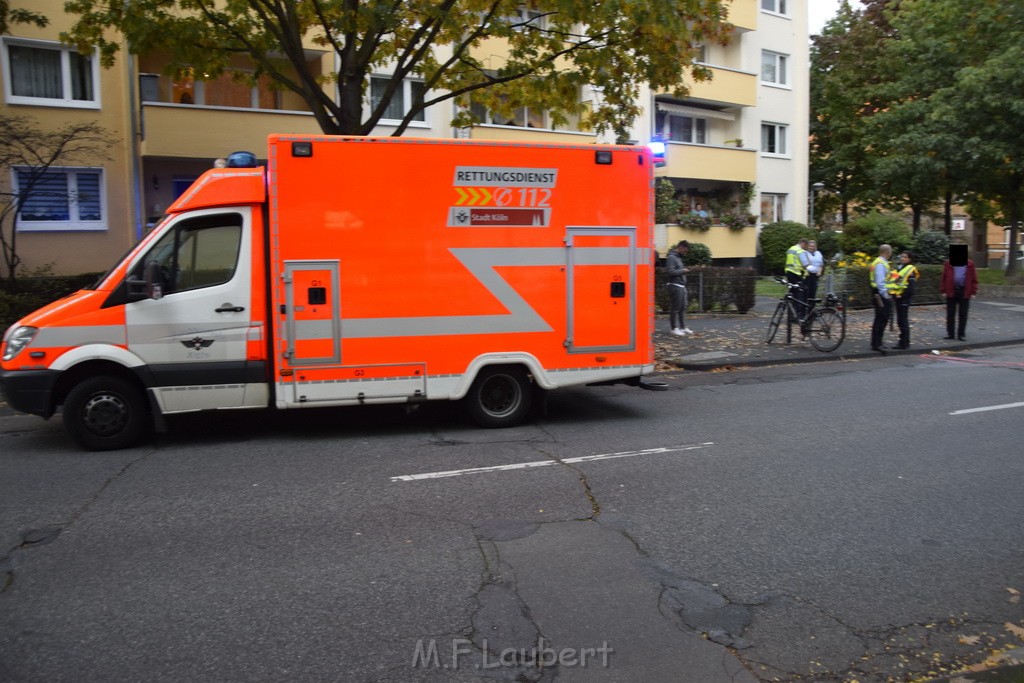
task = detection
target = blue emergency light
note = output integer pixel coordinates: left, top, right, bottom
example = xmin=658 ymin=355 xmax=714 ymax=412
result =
xmin=648 ymin=138 xmax=666 ymax=167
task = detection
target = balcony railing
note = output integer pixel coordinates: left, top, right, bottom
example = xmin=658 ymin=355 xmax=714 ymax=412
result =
xmin=657 ymin=142 xmax=756 ymax=183
xmin=140 ymin=103 xmax=323 ymax=158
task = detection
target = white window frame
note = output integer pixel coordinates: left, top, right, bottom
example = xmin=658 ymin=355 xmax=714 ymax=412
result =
xmin=761 ymin=0 xmax=788 ymax=16
xmin=369 ymin=76 xmax=427 ymax=124
xmin=761 ymin=50 xmax=789 ymax=87
xmin=1 ymin=37 xmax=101 ymax=109
xmin=761 ymin=123 xmax=789 ymax=157
xmin=13 ymin=166 xmax=107 ymax=232
xmin=760 ymin=193 xmax=786 ymax=223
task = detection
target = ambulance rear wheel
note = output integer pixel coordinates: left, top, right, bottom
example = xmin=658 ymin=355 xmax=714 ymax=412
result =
xmin=465 ymin=367 xmax=533 ymax=428
xmin=64 ymin=376 xmax=149 ymax=451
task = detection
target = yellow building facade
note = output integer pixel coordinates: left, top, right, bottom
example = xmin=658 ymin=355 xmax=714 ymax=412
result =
xmin=2 ymin=0 xmax=808 ymax=275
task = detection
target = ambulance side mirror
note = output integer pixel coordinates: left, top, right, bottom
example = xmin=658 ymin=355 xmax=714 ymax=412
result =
xmin=129 ymin=260 xmax=165 ymax=301
xmin=144 ymin=260 xmax=165 ymax=300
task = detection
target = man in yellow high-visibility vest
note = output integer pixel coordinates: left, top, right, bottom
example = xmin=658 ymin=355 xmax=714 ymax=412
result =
xmin=785 ymin=238 xmax=811 ymax=312
xmin=889 ymin=250 xmax=920 ymax=349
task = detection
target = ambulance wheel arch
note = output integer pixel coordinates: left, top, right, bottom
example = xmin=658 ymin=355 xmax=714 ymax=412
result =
xmin=53 ymin=360 xmax=152 ymax=451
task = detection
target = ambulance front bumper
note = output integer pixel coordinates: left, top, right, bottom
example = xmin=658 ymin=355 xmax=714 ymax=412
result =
xmin=0 ymin=369 xmax=59 ymax=418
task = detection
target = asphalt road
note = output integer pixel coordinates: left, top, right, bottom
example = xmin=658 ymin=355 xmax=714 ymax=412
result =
xmin=2 ymin=346 xmax=1023 ymax=682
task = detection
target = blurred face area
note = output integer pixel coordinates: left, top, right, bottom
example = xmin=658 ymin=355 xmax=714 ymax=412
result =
xmin=809 ymin=241 xmax=817 ymax=251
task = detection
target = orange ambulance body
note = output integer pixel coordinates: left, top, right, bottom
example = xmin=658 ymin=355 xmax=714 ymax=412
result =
xmin=1 ymin=136 xmax=659 ymax=450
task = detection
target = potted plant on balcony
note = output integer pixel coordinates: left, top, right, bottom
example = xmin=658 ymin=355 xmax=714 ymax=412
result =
xmin=678 ymin=212 xmax=712 ymax=232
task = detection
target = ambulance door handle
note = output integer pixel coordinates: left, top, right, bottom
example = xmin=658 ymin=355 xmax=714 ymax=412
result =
xmin=216 ymin=304 xmax=246 ymax=313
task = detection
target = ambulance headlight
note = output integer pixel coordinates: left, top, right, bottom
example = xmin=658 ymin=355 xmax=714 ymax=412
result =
xmin=2 ymin=325 xmax=37 ymax=361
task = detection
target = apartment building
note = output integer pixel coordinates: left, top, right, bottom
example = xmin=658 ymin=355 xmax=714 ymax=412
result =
xmin=1 ymin=0 xmax=808 ymax=275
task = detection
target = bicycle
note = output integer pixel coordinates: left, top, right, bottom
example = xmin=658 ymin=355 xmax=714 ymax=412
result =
xmin=765 ymin=278 xmax=846 ymax=352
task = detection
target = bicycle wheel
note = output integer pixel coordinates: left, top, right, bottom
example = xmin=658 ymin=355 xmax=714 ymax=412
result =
xmin=766 ymin=301 xmax=786 ymax=343
xmin=806 ymin=308 xmax=846 ymax=352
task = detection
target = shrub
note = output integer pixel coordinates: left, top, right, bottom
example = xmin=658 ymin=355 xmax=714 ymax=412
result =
xmin=911 ymin=230 xmax=949 ymax=264
xmin=684 ymin=242 xmax=713 ymax=266
xmin=758 ymin=220 xmax=811 ymax=274
xmin=816 ymin=230 xmax=842 ymax=262
xmin=654 ymin=179 xmax=679 ymax=224
xmin=839 ymin=211 xmax=913 ymax=255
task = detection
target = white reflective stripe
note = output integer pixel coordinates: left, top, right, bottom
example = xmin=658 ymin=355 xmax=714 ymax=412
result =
xmin=301 ymin=246 xmax=635 ymax=340
xmin=35 ymin=325 xmax=126 ymax=347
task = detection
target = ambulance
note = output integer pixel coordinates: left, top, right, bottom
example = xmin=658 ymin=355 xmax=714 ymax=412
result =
xmin=1 ymin=136 xmax=661 ymax=450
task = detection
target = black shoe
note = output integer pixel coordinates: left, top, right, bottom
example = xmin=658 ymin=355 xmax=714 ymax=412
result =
xmin=896 ymin=344 xmax=909 ymax=349
xmin=943 ymin=335 xmax=955 ymax=340
xmin=871 ymin=346 xmax=888 ymax=355
xmin=958 ymin=335 xmax=966 ymax=341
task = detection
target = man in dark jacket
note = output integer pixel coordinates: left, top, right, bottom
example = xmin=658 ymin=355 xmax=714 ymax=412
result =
xmin=665 ymin=241 xmax=691 ymax=336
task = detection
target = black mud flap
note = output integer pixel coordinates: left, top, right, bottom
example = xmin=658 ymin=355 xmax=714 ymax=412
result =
xmin=588 ymin=376 xmax=669 ymax=392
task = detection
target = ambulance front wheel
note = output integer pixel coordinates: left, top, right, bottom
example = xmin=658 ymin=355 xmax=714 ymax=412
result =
xmin=64 ymin=375 xmax=149 ymax=451
xmin=465 ymin=366 xmax=533 ymax=428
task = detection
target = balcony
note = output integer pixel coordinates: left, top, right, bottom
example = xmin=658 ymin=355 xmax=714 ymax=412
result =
xmin=726 ymin=0 xmax=757 ymax=31
xmin=657 ymin=142 xmax=756 ymax=183
xmin=140 ymin=104 xmax=323 ymax=158
xmin=682 ymin=65 xmax=757 ymax=108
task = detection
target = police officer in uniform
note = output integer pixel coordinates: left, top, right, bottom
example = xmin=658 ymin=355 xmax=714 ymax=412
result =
xmin=890 ymin=250 xmax=920 ymax=349
xmin=785 ymin=238 xmax=811 ymax=313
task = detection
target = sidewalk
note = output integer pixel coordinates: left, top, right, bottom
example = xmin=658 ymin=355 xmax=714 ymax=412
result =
xmin=658 ymin=295 xmax=1024 ymax=371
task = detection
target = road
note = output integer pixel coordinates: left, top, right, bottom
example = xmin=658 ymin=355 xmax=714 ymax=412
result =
xmin=2 ymin=346 xmax=1023 ymax=682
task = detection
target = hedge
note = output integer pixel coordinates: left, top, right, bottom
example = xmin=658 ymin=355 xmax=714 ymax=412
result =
xmin=0 ymin=274 xmax=102 ymax=331
xmin=655 ymin=266 xmax=758 ymax=313
xmin=836 ymin=264 xmax=944 ymax=308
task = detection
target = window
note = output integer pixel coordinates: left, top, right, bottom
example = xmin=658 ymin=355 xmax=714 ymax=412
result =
xmin=15 ymin=167 xmax=105 ymax=231
xmin=2 ymin=38 xmax=99 ymax=108
xmin=761 ymin=0 xmax=787 ymax=15
xmin=370 ymin=76 xmax=426 ymax=122
xmin=135 ymin=215 xmax=242 ymax=295
xmin=761 ymin=51 xmax=788 ymax=86
xmin=665 ymin=115 xmax=706 ymax=144
xmin=509 ymin=6 xmax=545 ymax=31
xmin=760 ymin=193 xmax=786 ymax=223
xmin=761 ymin=123 xmax=788 ymax=155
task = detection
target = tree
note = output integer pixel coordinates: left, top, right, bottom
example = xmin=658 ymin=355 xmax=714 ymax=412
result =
xmin=64 ymin=0 xmax=733 ymax=139
xmin=0 ymin=1 xmax=47 ymax=34
xmin=0 ymin=116 xmax=114 ymax=285
xmin=810 ymin=1 xmax=896 ymax=225
xmin=879 ymin=0 xmax=1024 ymax=275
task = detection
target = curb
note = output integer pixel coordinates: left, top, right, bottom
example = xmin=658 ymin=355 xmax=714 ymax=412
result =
xmin=667 ymin=337 xmax=1024 ymax=372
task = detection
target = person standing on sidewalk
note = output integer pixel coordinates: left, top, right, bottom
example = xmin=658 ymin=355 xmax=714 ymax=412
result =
xmin=805 ymin=240 xmax=824 ymax=302
xmin=890 ymin=250 xmax=920 ymax=349
xmin=666 ymin=240 xmax=692 ymax=336
xmin=940 ymin=244 xmax=978 ymax=341
xmin=869 ymin=244 xmax=893 ymax=354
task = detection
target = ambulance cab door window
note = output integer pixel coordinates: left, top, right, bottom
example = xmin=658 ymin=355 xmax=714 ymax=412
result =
xmin=125 ymin=209 xmax=255 ymax=407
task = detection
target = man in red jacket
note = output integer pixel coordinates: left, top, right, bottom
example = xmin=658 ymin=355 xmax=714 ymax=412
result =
xmin=940 ymin=244 xmax=979 ymax=341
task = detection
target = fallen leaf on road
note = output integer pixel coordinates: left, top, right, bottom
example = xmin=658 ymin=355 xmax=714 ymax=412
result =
xmin=958 ymin=635 xmax=981 ymax=645
xmin=1006 ymin=622 xmax=1024 ymax=640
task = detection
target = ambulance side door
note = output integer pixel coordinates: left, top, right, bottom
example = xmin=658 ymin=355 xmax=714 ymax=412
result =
xmin=124 ymin=208 xmax=258 ymax=411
